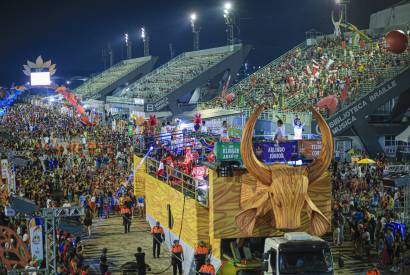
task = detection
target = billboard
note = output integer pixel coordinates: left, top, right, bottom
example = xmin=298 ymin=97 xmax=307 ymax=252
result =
xmin=30 ymin=72 xmax=51 ymax=86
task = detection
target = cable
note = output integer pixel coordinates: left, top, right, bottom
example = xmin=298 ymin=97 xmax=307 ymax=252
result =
xmin=149 ymin=195 xmax=187 ymax=274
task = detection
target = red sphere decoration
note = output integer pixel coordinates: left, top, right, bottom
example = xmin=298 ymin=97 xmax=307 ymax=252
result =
xmin=225 ymin=93 xmax=235 ymax=103
xmin=386 ymin=30 xmax=408 ymax=54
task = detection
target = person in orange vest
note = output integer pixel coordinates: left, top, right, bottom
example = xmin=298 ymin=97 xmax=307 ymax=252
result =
xmin=171 ymin=240 xmax=184 ymax=275
xmin=366 ymin=267 xmax=380 ymax=275
xmin=151 ymin=222 xmax=165 ymax=258
xmin=121 ymin=205 xmax=132 ymax=233
xmin=199 ymin=259 xmax=215 ymax=275
xmin=194 ymin=241 xmax=209 ymax=272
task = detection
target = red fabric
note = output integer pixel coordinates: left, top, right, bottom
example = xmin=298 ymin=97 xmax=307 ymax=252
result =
xmin=316 ymin=95 xmax=338 ymax=114
xmin=340 ymin=77 xmax=351 ymax=102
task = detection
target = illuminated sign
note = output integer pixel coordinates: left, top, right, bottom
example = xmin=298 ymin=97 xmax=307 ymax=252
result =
xmin=30 ymin=72 xmax=51 ymax=86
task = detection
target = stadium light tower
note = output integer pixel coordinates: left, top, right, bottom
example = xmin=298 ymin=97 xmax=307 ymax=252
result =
xmin=335 ymin=0 xmax=350 ymax=23
xmin=124 ymin=33 xmax=132 ymax=59
xmin=190 ymin=13 xmax=200 ymax=51
xmin=141 ymin=27 xmax=150 ymax=57
xmin=223 ymin=2 xmax=235 ymax=45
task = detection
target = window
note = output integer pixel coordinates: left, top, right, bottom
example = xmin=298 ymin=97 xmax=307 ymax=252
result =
xmin=385 ymin=135 xmax=396 ymax=147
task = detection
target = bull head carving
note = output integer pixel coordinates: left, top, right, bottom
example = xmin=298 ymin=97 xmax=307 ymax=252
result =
xmin=236 ymin=105 xmax=333 ymax=236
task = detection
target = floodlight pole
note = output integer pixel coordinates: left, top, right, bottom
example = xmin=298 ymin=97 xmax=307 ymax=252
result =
xmin=125 ymin=33 xmax=132 ymax=59
xmin=108 ymin=43 xmax=114 ymax=67
xmin=141 ymin=27 xmax=150 ymax=57
xmin=336 ymin=0 xmax=350 ymax=23
xmin=224 ymin=4 xmax=235 ymax=45
xmin=191 ymin=14 xmax=200 ymax=51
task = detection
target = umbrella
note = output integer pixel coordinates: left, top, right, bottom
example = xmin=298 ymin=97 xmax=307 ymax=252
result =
xmin=316 ymin=95 xmax=339 ymax=115
xmin=357 ymin=158 xmax=376 ymax=164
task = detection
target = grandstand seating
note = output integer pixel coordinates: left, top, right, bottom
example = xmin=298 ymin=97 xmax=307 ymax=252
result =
xmin=74 ymin=56 xmax=155 ymax=100
xmin=114 ymin=44 xmax=244 ymax=101
xmin=203 ymin=35 xmax=410 ymax=117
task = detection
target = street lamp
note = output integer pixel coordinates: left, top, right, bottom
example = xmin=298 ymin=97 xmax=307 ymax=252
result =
xmin=141 ymin=27 xmax=150 ymax=56
xmin=223 ymin=2 xmax=234 ymax=45
xmin=190 ymin=13 xmax=200 ymax=51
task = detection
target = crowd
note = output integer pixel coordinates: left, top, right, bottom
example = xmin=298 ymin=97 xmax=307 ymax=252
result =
xmin=207 ymin=34 xmax=410 ymax=117
xmin=331 ymin=153 xmax=410 ymax=273
xmin=0 ymin=102 xmax=136 ymax=273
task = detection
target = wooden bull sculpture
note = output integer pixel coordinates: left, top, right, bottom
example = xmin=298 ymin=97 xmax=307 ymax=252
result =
xmin=236 ymin=105 xmax=333 ymax=236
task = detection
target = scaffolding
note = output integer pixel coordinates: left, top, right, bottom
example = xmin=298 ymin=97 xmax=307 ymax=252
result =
xmin=7 ymin=206 xmax=85 ymax=275
xmin=404 ymin=181 xmax=410 ymax=227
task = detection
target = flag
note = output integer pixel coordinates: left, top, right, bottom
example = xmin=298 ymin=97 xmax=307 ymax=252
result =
xmin=325 ymin=59 xmax=335 ymax=70
xmin=341 ymin=77 xmax=350 ymax=102
xmin=156 ymin=161 xmax=165 ymax=177
xmin=220 ymin=74 xmax=231 ymax=97
xmin=312 ymin=59 xmax=320 ymax=77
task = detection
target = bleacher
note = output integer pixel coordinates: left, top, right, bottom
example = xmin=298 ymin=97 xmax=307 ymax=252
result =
xmin=114 ymin=44 xmax=244 ymax=102
xmin=202 ymin=35 xmax=410 ymax=117
xmin=74 ymin=56 xmax=155 ymax=100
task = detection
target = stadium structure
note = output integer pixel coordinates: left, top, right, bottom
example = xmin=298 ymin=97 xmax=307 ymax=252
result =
xmin=198 ymin=1 xmax=410 ymax=158
xmin=73 ymin=56 xmax=158 ymax=101
xmin=106 ymin=44 xmax=251 ymax=116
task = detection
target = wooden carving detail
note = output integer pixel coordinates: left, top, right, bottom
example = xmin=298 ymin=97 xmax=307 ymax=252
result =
xmin=236 ymin=105 xmax=333 ymax=236
xmin=0 ymin=226 xmax=31 ymax=269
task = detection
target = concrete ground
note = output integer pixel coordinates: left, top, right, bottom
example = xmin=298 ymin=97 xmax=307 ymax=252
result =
xmin=83 ymin=215 xmax=173 ymax=275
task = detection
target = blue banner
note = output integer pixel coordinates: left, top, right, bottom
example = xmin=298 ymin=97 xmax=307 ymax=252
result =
xmin=254 ymin=141 xmax=298 ymax=163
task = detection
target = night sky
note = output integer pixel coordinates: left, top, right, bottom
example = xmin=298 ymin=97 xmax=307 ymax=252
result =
xmin=0 ymin=0 xmax=401 ymax=85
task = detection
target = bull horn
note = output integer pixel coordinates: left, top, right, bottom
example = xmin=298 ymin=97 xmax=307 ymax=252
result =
xmin=240 ymin=105 xmax=271 ymax=185
xmin=307 ymin=107 xmax=333 ymax=183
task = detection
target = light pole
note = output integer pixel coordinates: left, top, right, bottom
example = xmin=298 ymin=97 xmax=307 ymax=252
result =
xmin=223 ymin=2 xmax=235 ymax=45
xmin=335 ymin=0 xmax=349 ymax=23
xmin=141 ymin=27 xmax=150 ymax=57
xmin=190 ymin=13 xmax=200 ymax=51
xmin=124 ymin=33 xmax=132 ymax=59
xmin=108 ymin=43 xmax=114 ymax=67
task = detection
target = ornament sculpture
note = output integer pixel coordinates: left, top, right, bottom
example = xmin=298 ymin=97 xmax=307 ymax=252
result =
xmin=0 ymin=226 xmax=31 ymax=269
xmin=236 ymin=105 xmax=333 ymax=236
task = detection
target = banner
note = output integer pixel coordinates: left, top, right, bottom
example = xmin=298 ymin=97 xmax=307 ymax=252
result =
xmin=254 ymin=141 xmax=298 ymax=163
xmin=299 ymin=140 xmax=322 ymax=159
xmin=29 ymin=218 xmax=44 ymax=261
xmin=1 ymin=159 xmax=8 ymax=179
xmin=228 ymin=128 xmax=242 ymax=138
xmin=214 ymin=142 xmax=241 ymax=161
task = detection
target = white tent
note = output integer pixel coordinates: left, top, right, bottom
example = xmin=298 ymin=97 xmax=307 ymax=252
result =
xmin=396 ymin=125 xmax=410 ymax=142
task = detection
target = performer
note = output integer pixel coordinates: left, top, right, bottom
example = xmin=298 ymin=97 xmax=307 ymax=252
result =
xmin=292 ymin=116 xmax=304 ymax=140
xmin=273 ymin=119 xmax=286 ymax=143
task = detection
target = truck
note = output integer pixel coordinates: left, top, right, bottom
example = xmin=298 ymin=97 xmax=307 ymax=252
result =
xmin=262 ymin=232 xmax=334 ymax=275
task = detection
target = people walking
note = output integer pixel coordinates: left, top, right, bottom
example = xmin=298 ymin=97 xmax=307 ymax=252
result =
xmin=194 ymin=241 xmax=209 ymax=272
xmin=151 ymin=222 xmax=165 ymax=258
xmin=171 ymin=240 xmax=184 ymax=275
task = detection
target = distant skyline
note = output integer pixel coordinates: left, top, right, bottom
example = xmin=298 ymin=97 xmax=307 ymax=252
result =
xmin=0 ymin=0 xmax=402 ymax=85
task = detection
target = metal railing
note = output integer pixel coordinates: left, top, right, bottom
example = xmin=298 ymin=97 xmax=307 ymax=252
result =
xmin=145 ymin=157 xmax=209 ymax=207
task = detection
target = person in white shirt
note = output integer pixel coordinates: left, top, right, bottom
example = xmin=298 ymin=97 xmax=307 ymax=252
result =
xmin=274 ymin=119 xmax=286 ymax=143
xmin=200 ymin=121 xmax=208 ymax=134
xmin=219 ymin=121 xmax=229 ymax=142
xmin=160 ymin=122 xmax=168 ymax=144
xmin=292 ymin=116 xmax=304 ymax=140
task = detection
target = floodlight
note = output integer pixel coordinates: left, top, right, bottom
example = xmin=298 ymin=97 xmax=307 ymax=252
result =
xmin=190 ymin=13 xmax=197 ymax=21
xmin=224 ymin=2 xmax=232 ymax=10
